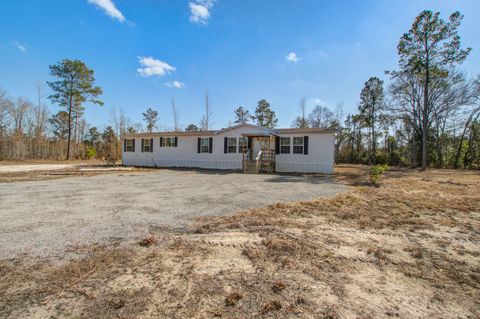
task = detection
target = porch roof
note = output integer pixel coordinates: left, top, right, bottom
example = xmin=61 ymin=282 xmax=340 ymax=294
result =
xmin=241 ymin=132 xmax=278 ymax=137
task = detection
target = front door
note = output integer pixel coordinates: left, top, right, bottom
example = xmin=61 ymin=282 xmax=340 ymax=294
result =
xmin=252 ymin=138 xmax=268 ymax=159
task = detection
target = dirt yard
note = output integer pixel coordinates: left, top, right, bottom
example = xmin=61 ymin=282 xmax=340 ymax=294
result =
xmin=0 ymin=166 xmax=479 ymax=318
xmin=0 ymin=169 xmax=346 ymax=259
xmin=0 ymin=160 xmax=122 ymax=183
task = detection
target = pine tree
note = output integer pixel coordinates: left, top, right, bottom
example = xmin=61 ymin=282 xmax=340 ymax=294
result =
xmin=143 ymin=107 xmax=158 ymax=132
xmin=253 ymin=99 xmax=278 ymax=128
xmin=47 ymin=59 xmax=103 ymax=159
xmin=358 ymin=76 xmax=385 ymax=164
xmin=395 ymin=10 xmax=471 ymax=169
xmin=49 ymin=111 xmax=70 ymax=140
xmin=233 ymin=106 xmax=250 ymax=124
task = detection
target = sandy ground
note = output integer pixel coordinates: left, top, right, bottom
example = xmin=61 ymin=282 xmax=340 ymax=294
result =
xmin=79 ymin=167 xmax=134 ymax=171
xmin=0 ymin=163 xmax=80 ymax=173
xmin=0 ymin=169 xmax=346 ymax=259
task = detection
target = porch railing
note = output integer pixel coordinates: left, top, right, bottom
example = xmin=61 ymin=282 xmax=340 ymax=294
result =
xmin=243 ymin=149 xmax=275 ymax=173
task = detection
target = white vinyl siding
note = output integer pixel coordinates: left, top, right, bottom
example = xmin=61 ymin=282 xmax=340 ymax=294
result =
xmin=122 ymin=125 xmax=334 ymax=174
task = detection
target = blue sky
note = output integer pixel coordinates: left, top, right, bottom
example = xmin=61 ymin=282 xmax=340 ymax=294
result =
xmin=1 ymin=0 xmax=480 ymax=130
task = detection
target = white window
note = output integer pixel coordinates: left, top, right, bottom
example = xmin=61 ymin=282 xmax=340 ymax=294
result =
xmin=125 ymin=139 xmax=134 ymax=152
xmin=227 ymin=137 xmax=236 ymax=153
xmin=238 ymin=137 xmax=247 ymax=153
xmin=142 ymin=138 xmax=152 ymax=152
xmin=293 ymin=137 xmax=304 ymax=154
xmin=200 ymin=137 xmax=210 ymax=153
xmin=161 ymin=137 xmax=176 ymax=147
xmin=280 ymin=137 xmax=291 ymax=154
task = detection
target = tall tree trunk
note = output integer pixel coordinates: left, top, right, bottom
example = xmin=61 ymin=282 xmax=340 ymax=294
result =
xmin=73 ymin=104 xmax=78 ymax=158
xmin=356 ymin=129 xmax=362 ymax=164
xmin=35 ymin=86 xmax=42 ymax=158
xmin=372 ymin=115 xmax=376 ymax=165
xmin=350 ymin=134 xmax=355 ymax=163
xmin=67 ymin=93 xmax=73 ymax=160
xmin=422 ymin=64 xmax=429 ymax=170
xmin=435 ymin=122 xmax=442 ymax=167
xmin=439 ymin=119 xmax=448 ymax=167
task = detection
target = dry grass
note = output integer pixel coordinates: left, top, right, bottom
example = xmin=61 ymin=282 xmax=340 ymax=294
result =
xmin=0 ymin=160 xmax=157 ymax=183
xmin=1 ymin=165 xmax=479 ymax=318
xmin=138 ymin=235 xmax=158 ymax=247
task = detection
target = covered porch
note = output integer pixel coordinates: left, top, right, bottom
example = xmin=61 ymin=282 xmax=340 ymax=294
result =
xmin=241 ymin=133 xmax=277 ymax=174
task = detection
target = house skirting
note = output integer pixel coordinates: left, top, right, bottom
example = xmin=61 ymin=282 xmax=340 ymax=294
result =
xmin=123 ymin=158 xmax=333 ymax=174
xmin=123 ymin=158 xmax=243 ymax=170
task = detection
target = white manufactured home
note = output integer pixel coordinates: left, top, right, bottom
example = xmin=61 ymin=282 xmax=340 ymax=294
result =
xmin=122 ymin=124 xmax=335 ymax=174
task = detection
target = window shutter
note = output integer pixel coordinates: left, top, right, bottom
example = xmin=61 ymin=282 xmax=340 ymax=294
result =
xmin=123 ymin=139 xmax=127 ymax=152
xmin=174 ymin=137 xmax=178 ymax=147
xmin=141 ymin=139 xmax=144 ymax=152
xmin=132 ymin=139 xmax=135 ymax=152
xmin=247 ymin=137 xmax=252 ymax=150
xmin=275 ymin=136 xmax=280 ymax=154
xmin=224 ymin=137 xmax=228 ymax=153
xmin=209 ymin=137 xmax=213 ymax=153
xmin=304 ymin=136 xmax=309 ymax=155
xmin=160 ymin=137 xmax=163 ymax=147
xmin=197 ymin=138 xmax=201 ymax=153
xmin=150 ymin=138 xmax=154 ymax=152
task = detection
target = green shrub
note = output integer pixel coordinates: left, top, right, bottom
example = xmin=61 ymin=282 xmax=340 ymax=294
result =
xmin=374 ymin=153 xmax=388 ymax=165
xmin=85 ymin=146 xmax=97 ymax=159
xmin=369 ymin=164 xmax=389 ymax=187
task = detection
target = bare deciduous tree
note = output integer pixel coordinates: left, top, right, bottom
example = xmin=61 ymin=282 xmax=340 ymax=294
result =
xmin=200 ymin=89 xmax=213 ymax=130
xmin=308 ymin=105 xmax=334 ymax=128
xmin=171 ymin=99 xmax=180 ymax=131
xmin=0 ymin=89 xmax=10 ymax=133
xmin=8 ymin=97 xmax=32 ymax=135
xmin=454 ymin=77 xmax=480 ymax=167
xmin=292 ymin=97 xmax=309 ymax=128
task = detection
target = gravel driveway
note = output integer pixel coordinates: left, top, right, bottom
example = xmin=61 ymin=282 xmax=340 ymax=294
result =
xmin=0 ymin=169 xmax=347 ymax=259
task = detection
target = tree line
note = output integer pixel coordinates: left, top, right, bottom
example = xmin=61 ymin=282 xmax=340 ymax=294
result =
xmin=0 ymin=10 xmax=479 ymax=168
xmin=227 ymin=11 xmax=480 ymax=169
xmin=292 ymin=10 xmax=480 ymax=169
xmin=0 ymin=59 xmax=136 ymax=161
xmin=142 ymin=94 xmax=280 ymax=133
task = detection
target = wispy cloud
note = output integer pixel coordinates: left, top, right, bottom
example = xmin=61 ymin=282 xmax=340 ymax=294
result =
xmin=285 ymin=52 xmax=300 ymax=62
xmin=87 ymin=0 xmax=125 ymax=22
xmin=189 ymin=0 xmax=215 ymax=24
xmin=13 ymin=41 xmax=28 ymax=53
xmin=309 ymin=98 xmax=323 ymax=105
xmin=165 ymin=81 xmax=185 ymax=88
xmin=308 ymin=98 xmax=331 ymax=107
xmin=137 ymin=56 xmax=176 ymax=77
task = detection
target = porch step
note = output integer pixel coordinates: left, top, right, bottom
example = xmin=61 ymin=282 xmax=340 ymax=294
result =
xmin=243 ymin=160 xmax=259 ymax=174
